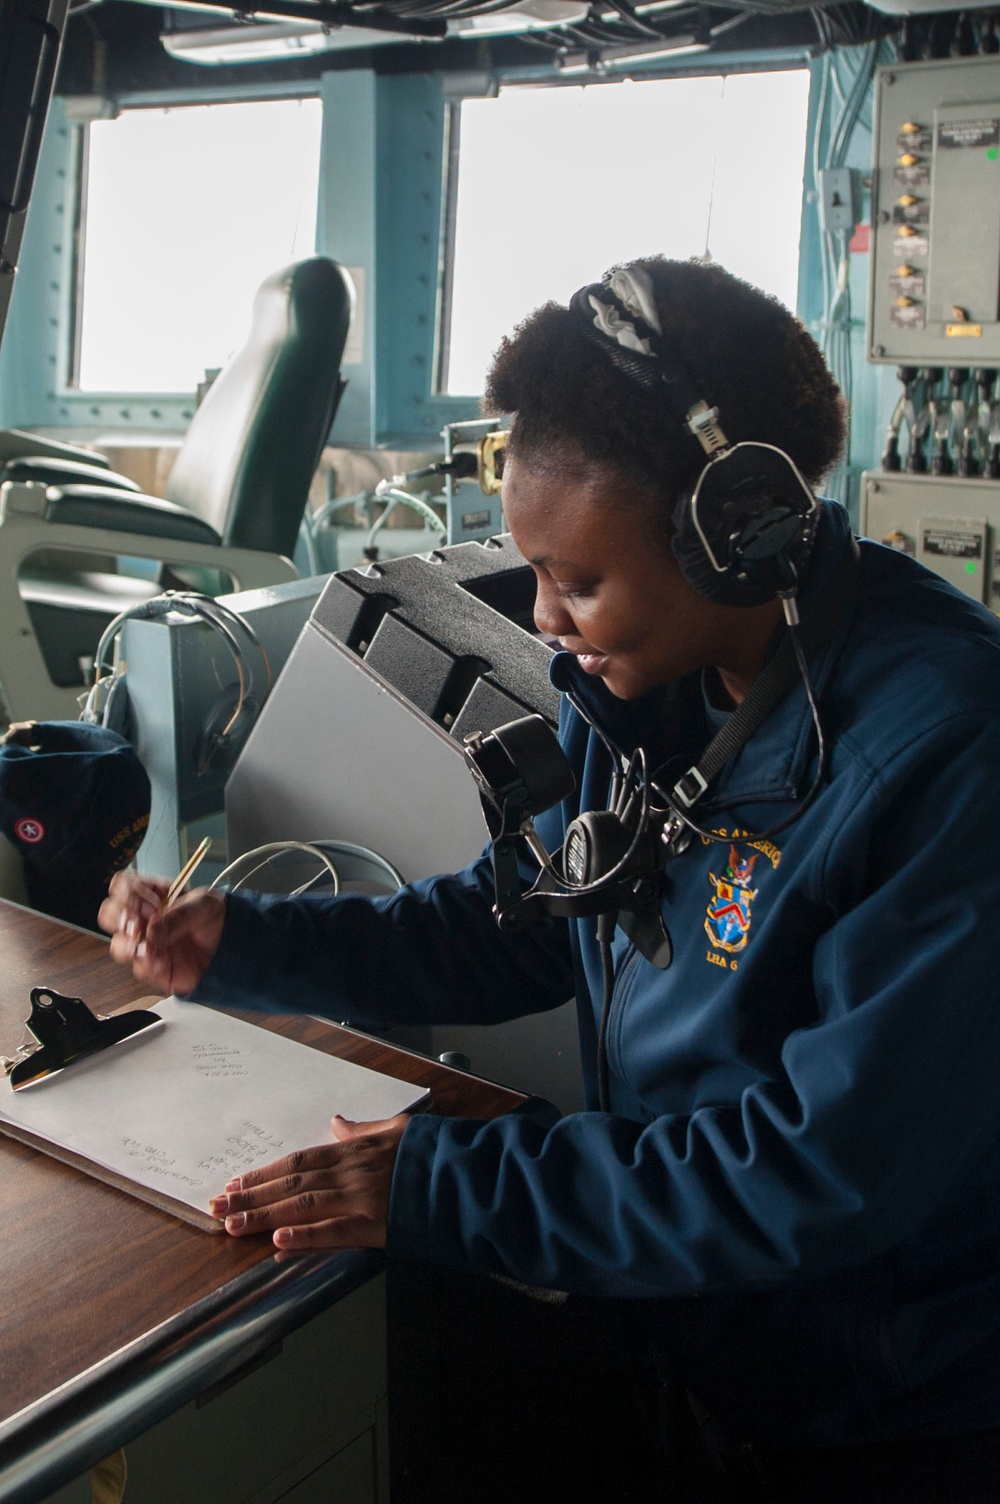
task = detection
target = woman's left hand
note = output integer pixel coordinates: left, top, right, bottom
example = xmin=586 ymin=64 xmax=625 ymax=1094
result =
xmin=209 ymin=1112 xmax=409 ymax=1251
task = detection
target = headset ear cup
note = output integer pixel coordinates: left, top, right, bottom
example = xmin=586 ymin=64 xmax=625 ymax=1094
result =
xmin=669 ymin=488 xmax=742 ymax=604
xmin=670 ymin=447 xmax=818 ymax=608
xmin=196 ymin=688 xmax=260 ymax=776
xmin=101 ymin=673 xmax=135 ymax=741
xmin=670 ymin=487 xmax=768 ymax=606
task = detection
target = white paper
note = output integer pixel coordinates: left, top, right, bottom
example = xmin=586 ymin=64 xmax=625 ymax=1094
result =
xmin=0 ymin=999 xmax=427 ymax=1218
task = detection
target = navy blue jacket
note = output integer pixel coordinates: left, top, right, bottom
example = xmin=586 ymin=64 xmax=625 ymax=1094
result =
xmin=194 ymin=502 xmax=1000 ymax=1448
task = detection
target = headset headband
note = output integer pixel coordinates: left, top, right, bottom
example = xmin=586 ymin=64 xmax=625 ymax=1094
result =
xmin=569 ymin=268 xmax=731 ymax=458
xmin=567 ymin=265 xmax=820 ymax=609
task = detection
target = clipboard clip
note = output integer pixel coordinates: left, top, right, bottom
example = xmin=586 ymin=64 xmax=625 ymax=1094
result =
xmin=4 ymin=987 xmax=162 ymax=1091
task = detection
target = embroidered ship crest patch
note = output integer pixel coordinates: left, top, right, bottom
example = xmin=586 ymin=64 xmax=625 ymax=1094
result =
xmin=705 ymin=845 xmax=759 ymax=954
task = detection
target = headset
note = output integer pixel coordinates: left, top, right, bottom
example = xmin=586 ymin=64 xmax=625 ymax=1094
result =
xmin=464 ymin=268 xmax=855 ymax=1106
xmin=211 ymin=839 xmax=404 ymax=898
xmin=80 ymin=591 xmax=273 ymax=776
xmin=568 ymin=266 xmax=822 ymax=612
xmin=463 ymin=617 xmax=831 ymax=971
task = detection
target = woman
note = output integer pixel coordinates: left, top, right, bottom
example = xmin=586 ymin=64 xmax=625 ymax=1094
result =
xmin=102 ymin=259 xmax=1000 ymax=1501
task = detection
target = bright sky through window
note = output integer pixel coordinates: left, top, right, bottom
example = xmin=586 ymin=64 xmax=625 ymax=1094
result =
xmin=443 ymin=70 xmax=811 ymax=395
xmin=76 ymin=98 xmax=321 ymax=392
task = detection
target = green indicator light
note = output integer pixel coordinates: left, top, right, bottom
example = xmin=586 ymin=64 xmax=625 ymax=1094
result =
xmin=988 ymin=147 xmax=999 ymax=160
xmin=965 ymin=561 xmax=977 ymax=574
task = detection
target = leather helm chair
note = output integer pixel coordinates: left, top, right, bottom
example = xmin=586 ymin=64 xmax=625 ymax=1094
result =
xmin=0 ymin=257 xmax=353 ymax=720
xmin=164 ymin=255 xmax=351 ymax=560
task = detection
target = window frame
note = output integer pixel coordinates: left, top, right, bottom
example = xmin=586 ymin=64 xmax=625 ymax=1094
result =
xmin=435 ymin=62 xmax=815 ymax=400
xmin=67 ymin=90 xmax=324 ymax=405
xmin=0 ymin=52 xmax=823 ymax=448
xmin=10 ymin=82 xmax=323 ymax=437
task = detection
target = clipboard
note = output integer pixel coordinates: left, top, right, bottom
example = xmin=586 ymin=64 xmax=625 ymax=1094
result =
xmin=0 ymin=995 xmax=429 ymax=1232
xmin=4 ymin=986 xmax=164 ymax=1091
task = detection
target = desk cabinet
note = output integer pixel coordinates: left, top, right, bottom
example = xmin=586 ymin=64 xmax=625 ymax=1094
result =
xmin=45 ymin=1276 xmax=388 ymax=1504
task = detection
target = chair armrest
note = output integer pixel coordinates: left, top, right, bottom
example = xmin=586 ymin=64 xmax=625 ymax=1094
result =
xmin=2 ymin=457 xmax=141 ymax=491
xmin=43 ymin=486 xmax=222 ymax=545
xmin=0 ymin=428 xmax=112 ymax=469
xmin=0 ymin=480 xmax=298 ymax=720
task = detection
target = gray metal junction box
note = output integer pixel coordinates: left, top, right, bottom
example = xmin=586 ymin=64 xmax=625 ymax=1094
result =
xmin=869 ymin=56 xmax=1000 ymax=366
xmin=861 ymin=469 xmax=1000 ymax=609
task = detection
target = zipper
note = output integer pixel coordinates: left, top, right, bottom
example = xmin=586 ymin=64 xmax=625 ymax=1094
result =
xmin=603 ymin=941 xmax=643 ymax=1093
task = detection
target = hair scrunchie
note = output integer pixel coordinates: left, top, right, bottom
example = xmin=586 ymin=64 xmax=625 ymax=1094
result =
xmin=568 ymin=265 xmax=665 ymax=389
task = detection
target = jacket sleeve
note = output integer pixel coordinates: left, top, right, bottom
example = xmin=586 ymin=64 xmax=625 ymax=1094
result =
xmin=387 ymin=712 xmax=1000 ymax=1298
xmin=189 ymin=847 xmax=576 ymax=1028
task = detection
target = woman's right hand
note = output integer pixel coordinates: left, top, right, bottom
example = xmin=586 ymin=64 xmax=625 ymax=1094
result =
xmin=99 ymin=870 xmax=226 ymax=997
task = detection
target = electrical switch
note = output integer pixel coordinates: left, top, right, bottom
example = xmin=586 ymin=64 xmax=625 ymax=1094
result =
xmin=923 ymin=367 xmax=953 ymax=476
xmin=898 ymin=152 xmax=920 ymax=167
xmin=981 ymin=370 xmax=1000 ymax=479
xmin=976 ymin=367 xmax=993 ymax=427
xmin=895 ymin=265 xmax=916 ymax=278
xmin=818 ymin=166 xmax=859 ymax=235
xmin=895 ymin=296 xmax=916 ymax=307
xmin=903 ymin=367 xmax=930 ymax=474
xmin=949 ymin=368 xmax=976 ymax=477
xmin=901 ymin=121 xmax=921 ymax=133
xmin=897 ymin=194 xmax=918 ymax=207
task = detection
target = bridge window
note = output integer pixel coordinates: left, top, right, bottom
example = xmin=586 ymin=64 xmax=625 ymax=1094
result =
xmin=73 ymin=97 xmax=322 ymax=393
xmin=439 ymin=69 xmax=810 ymax=395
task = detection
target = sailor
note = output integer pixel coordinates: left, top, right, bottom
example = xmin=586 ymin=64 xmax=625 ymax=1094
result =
xmin=103 ymin=258 xmax=1000 ymax=1502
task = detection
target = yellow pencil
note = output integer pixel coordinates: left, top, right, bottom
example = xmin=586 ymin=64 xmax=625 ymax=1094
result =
xmin=162 ymin=837 xmax=212 ymax=910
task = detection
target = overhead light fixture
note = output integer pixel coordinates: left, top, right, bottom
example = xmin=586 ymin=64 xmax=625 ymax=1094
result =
xmin=867 ymin=0 xmax=997 ymax=10
xmin=556 ymin=30 xmax=708 ymax=74
xmin=160 ymin=17 xmax=435 ymax=63
xmin=63 ymin=95 xmax=120 ymax=122
xmin=449 ymin=0 xmax=588 ymax=37
xmin=601 ymin=34 xmax=709 ymax=63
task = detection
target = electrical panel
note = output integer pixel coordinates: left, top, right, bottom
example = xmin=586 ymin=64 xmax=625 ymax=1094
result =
xmin=868 ymin=56 xmax=1000 ymax=365
xmin=860 ymin=470 xmax=1000 ymax=611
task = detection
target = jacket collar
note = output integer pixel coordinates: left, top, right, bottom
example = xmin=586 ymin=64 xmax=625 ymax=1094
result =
xmin=548 ymin=501 xmax=858 ymax=809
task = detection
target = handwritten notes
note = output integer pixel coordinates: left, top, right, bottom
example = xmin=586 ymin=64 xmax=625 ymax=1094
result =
xmin=0 ymin=999 xmax=428 ymax=1227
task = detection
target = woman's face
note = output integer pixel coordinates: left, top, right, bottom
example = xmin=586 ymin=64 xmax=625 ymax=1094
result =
xmin=502 ymin=450 xmax=781 ymax=704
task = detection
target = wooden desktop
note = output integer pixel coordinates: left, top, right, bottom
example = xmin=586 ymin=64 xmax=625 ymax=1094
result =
xmin=0 ymin=901 xmax=523 ymax=1504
